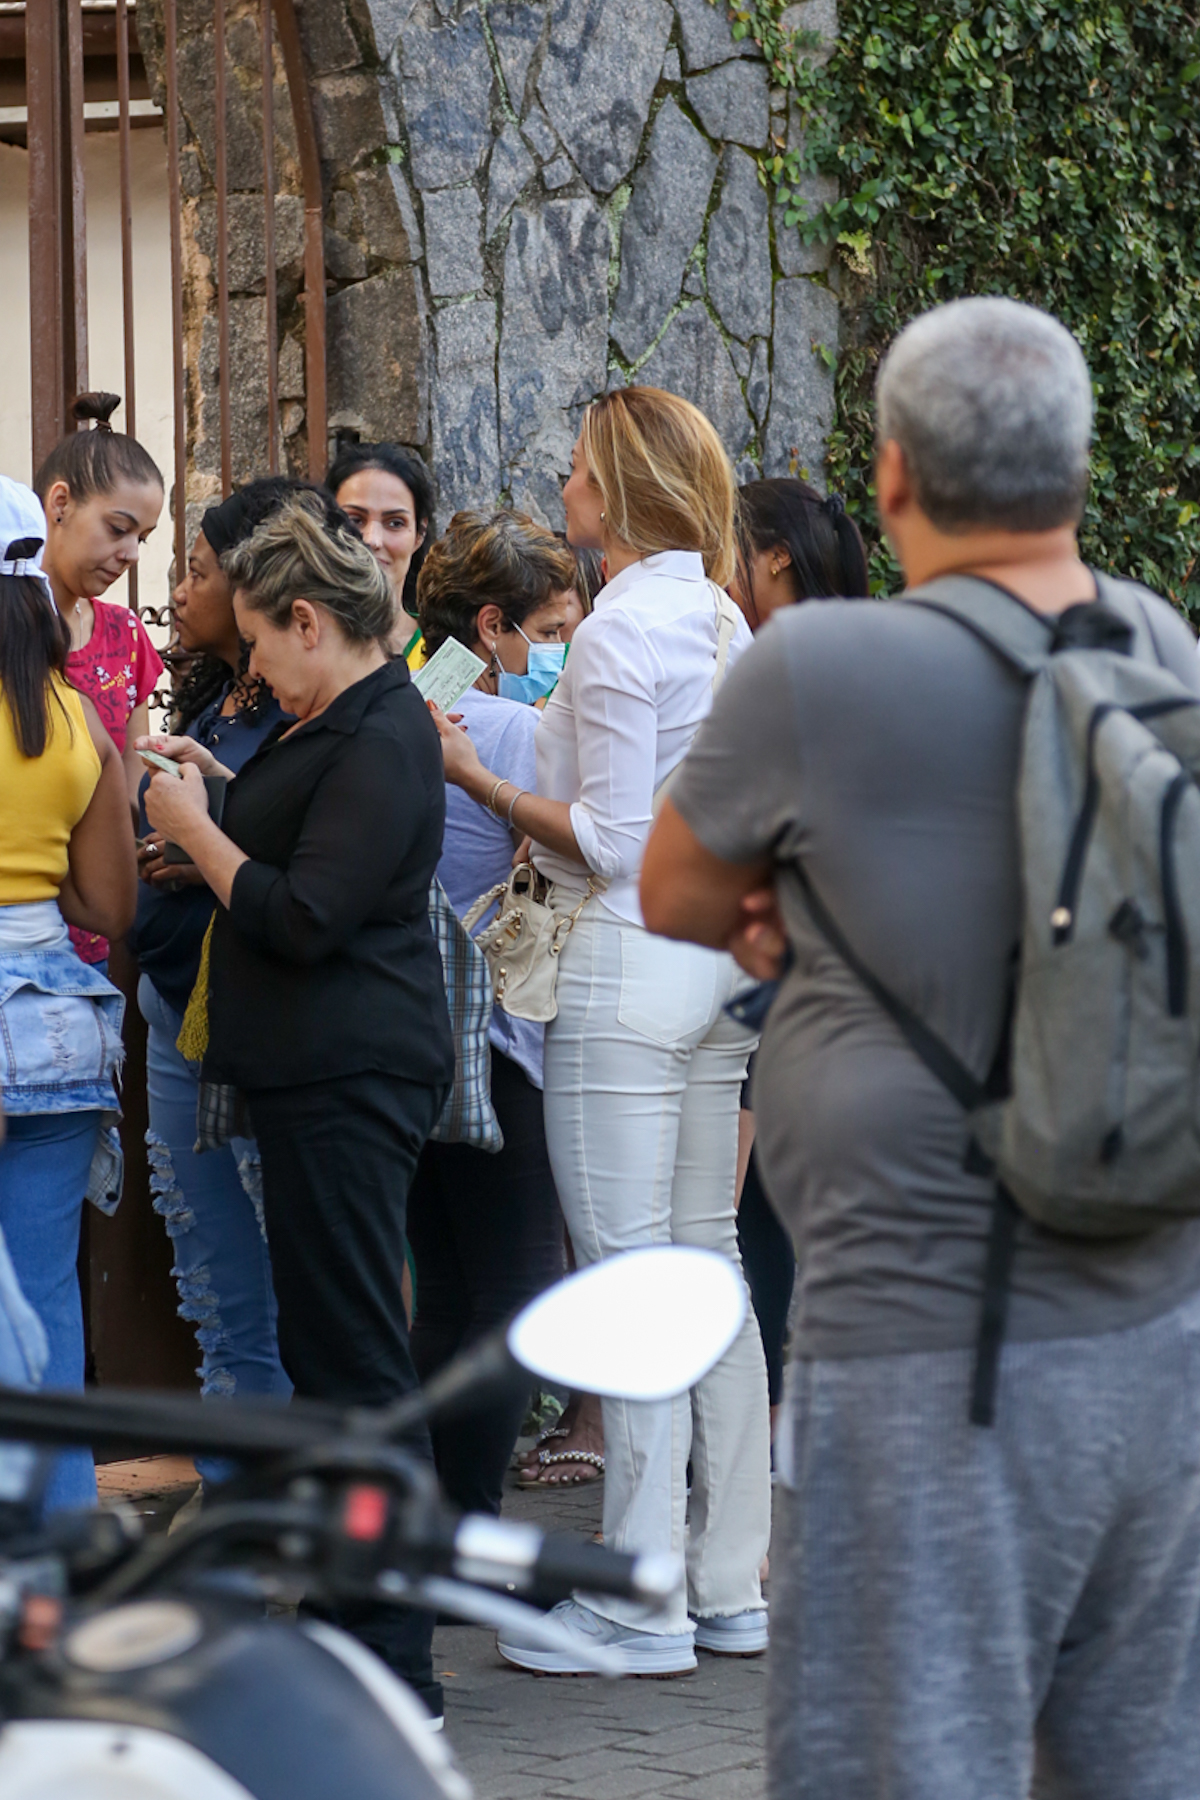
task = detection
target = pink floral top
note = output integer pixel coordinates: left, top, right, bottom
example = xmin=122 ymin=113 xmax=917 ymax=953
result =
xmin=66 ymin=598 xmax=164 ymax=965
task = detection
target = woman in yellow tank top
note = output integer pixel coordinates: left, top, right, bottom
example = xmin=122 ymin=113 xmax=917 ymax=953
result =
xmin=0 ymin=476 xmax=136 ymax=1513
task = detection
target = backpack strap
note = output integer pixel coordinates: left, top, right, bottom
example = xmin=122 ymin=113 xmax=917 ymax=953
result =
xmin=792 ymin=864 xmax=985 ymax=1110
xmin=902 ymin=573 xmax=1055 ymax=676
xmin=1090 ymin=568 xmax=1171 ymax=670
xmin=792 ymin=859 xmax=1017 ymax=1427
xmin=970 ymin=1183 xmax=1020 ymax=1427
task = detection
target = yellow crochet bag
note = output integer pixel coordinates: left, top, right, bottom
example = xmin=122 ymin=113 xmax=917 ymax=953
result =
xmin=175 ymin=916 xmax=213 ymax=1063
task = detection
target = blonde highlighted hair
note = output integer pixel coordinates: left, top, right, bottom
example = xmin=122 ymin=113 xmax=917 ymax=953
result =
xmin=579 ymin=387 xmax=737 ymax=588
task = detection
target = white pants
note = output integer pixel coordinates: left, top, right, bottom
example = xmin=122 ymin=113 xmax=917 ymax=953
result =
xmin=543 ymin=906 xmax=772 ymax=1632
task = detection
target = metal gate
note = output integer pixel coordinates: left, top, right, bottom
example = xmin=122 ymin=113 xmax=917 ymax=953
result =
xmin=14 ymin=0 xmax=328 ymax=1387
xmin=24 ymin=0 xmax=328 ymax=583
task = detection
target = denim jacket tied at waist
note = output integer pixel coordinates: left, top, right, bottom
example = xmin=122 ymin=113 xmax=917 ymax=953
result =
xmin=0 ymin=902 xmax=126 ymax=1214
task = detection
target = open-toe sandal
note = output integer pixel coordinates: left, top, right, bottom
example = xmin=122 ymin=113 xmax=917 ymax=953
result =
xmin=515 ymin=1449 xmax=605 ymax=1489
xmin=512 ymin=1425 xmax=569 ymax=1473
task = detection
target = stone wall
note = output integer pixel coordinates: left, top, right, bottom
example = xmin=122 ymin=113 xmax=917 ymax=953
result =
xmin=140 ymin=0 xmax=840 ymax=530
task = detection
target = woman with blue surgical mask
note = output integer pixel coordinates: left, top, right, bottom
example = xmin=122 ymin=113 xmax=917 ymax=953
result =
xmin=486 ymin=602 xmax=569 ymax=703
xmin=405 ymin=509 xmax=578 ymax=1520
xmin=495 ymin=623 xmax=567 ymax=703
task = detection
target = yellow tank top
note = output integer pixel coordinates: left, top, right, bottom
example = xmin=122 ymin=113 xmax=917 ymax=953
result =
xmin=0 ymin=676 xmax=102 ymax=904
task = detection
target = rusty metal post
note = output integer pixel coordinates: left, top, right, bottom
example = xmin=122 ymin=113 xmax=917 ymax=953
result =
xmin=273 ymin=0 xmax=326 ymax=480
xmin=261 ymin=0 xmax=279 ymax=474
xmin=64 ymin=0 xmax=87 ymax=401
xmin=26 ymin=0 xmax=89 ymax=473
xmin=214 ymin=0 xmax=232 ymax=494
xmin=116 ymin=0 xmax=139 ymax=609
xmin=163 ymin=0 xmax=187 ymax=585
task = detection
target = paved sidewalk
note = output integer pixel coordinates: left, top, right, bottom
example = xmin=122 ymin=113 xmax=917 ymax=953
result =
xmin=437 ymin=1471 xmax=768 ymax=1800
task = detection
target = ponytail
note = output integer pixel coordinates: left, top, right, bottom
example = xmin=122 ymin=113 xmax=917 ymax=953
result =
xmin=0 ymin=571 xmax=71 ymax=758
xmin=736 ymin=478 xmax=869 ymax=612
xmin=822 ymin=491 xmax=870 ymax=598
xmin=33 ymin=392 xmax=163 ymax=506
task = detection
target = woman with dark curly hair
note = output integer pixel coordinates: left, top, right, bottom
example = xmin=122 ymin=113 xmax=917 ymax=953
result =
xmin=129 ymin=479 xmax=321 ymax=1458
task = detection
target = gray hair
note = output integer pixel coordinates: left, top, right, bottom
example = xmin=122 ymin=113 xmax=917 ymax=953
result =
xmin=875 ymin=297 xmax=1093 ymax=533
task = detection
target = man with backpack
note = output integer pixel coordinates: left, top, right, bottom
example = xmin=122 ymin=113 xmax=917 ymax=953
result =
xmin=640 ymin=296 xmax=1200 ymax=1800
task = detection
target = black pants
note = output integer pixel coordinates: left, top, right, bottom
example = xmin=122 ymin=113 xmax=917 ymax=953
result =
xmin=737 ymin=1148 xmax=795 ymax=1407
xmin=408 ymin=1050 xmax=564 ymax=1516
xmin=246 ymin=1070 xmax=446 ymax=1712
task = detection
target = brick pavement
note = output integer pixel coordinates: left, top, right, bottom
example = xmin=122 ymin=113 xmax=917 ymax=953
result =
xmin=437 ymin=1469 xmax=769 ymax=1800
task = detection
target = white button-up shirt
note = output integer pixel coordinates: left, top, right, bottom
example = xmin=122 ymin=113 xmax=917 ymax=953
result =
xmin=532 ymin=550 xmax=752 ymax=926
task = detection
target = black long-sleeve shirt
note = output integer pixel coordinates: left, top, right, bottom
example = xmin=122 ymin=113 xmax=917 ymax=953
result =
xmin=203 ymin=659 xmax=454 ymax=1093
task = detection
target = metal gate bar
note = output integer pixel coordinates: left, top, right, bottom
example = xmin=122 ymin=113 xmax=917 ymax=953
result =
xmin=214 ymin=0 xmax=232 ymax=494
xmin=26 ymin=0 xmax=89 ymax=474
xmin=274 ymin=0 xmax=326 ymax=482
xmin=115 ymin=0 xmax=138 ymax=607
xmin=162 ymin=0 xmax=188 ymax=588
xmin=26 ymin=1 xmax=329 ymax=570
xmin=261 ymin=0 xmax=279 ymax=475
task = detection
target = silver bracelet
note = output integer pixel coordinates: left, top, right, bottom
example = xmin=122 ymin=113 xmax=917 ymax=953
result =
xmin=506 ymin=787 xmax=528 ymax=827
xmin=485 ymin=778 xmax=509 ymax=816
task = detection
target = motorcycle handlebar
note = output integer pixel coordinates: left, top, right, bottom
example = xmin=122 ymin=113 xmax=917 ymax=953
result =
xmin=0 ymin=1385 xmax=355 ymax=1462
xmin=449 ymin=1515 xmax=680 ymax=1607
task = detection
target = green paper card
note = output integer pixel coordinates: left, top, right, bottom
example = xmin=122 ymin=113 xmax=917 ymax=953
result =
xmin=412 ymin=637 xmax=487 ymax=711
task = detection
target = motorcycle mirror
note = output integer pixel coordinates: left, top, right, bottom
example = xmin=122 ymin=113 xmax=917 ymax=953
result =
xmin=506 ymin=1247 xmax=746 ymax=1402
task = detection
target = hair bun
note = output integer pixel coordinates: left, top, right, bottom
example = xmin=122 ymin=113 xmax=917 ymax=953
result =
xmin=71 ymin=391 xmax=121 ymax=433
xmin=823 ymin=491 xmax=846 ymax=518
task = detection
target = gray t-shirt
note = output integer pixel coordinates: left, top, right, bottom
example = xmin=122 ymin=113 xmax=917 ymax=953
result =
xmin=672 ymin=588 xmax=1200 ymax=1359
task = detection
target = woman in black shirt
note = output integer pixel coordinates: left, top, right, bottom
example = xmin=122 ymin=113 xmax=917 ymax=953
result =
xmin=142 ymin=492 xmax=453 ymax=1718
xmin=132 ymin=480 xmax=302 ymax=1475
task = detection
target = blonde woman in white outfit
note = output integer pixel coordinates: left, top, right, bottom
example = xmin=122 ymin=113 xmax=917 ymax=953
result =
xmin=430 ymin=387 xmax=772 ymax=1676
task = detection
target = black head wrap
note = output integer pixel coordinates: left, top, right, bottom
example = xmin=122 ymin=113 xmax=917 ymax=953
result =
xmin=199 ymin=476 xmax=341 ymax=560
xmin=201 ymin=488 xmax=265 ymax=557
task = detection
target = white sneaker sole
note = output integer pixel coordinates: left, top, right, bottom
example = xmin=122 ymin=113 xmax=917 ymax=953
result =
xmin=693 ymin=1619 xmax=769 ymax=1656
xmin=496 ymin=1637 xmax=698 ymax=1677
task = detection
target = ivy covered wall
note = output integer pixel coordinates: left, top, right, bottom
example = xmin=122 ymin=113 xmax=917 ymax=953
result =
xmin=741 ymin=0 xmax=1200 ymax=608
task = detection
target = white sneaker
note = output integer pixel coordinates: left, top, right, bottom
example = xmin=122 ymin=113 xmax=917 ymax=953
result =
xmin=692 ymin=1609 xmax=769 ymax=1655
xmin=497 ymin=1599 xmax=697 ymax=1676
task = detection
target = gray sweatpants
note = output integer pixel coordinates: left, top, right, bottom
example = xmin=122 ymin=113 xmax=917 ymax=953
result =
xmin=768 ymin=1292 xmax=1200 ymax=1800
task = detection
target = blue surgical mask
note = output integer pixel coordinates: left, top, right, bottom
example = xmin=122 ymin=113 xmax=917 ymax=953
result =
xmin=496 ymin=625 xmax=566 ymax=704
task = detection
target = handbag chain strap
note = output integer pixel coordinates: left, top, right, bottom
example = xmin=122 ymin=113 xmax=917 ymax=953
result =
xmin=549 ymin=876 xmax=602 ymax=954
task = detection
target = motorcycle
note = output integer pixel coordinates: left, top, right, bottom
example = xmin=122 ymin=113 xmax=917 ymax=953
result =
xmin=0 ymin=1245 xmax=746 ymax=1799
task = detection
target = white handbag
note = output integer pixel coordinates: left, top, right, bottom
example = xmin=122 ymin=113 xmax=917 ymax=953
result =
xmin=463 ymin=583 xmax=742 ymax=1024
xmin=461 ymin=863 xmax=602 ymax=1024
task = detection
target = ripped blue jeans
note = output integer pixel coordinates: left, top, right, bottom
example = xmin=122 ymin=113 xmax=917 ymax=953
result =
xmin=138 ymin=976 xmax=290 ymax=1481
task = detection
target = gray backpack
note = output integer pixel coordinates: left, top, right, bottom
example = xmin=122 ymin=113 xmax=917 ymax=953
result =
xmin=794 ymin=570 xmax=1200 ymax=1422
